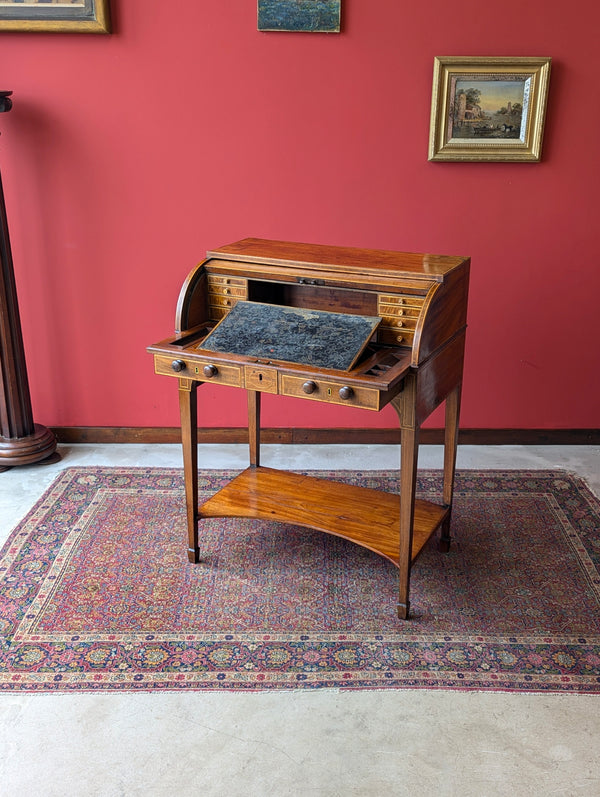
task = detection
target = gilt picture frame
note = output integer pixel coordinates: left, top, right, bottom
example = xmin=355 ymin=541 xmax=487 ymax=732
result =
xmin=0 ymin=0 xmax=111 ymax=33
xmin=428 ymin=57 xmax=551 ymax=162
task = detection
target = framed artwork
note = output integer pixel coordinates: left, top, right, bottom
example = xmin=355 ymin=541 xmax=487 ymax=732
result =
xmin=258 ymin=0 xmax=340 ymax=32
xmin=0 ymin=0 xmax=111 ymax=33
xmin=429 ymin=56 xmax=551 ymax=162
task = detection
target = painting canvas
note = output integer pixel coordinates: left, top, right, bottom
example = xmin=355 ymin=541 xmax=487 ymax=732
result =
xmin=0 ymin=0 xmax=110 ymax=32
xmin=449 ymin=76 xmax=530 ymax=142
xmin=258 ymin=0 xmax=341 ymax=32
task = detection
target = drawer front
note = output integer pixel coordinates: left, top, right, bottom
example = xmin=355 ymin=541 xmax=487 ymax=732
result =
xmin=378 ymin=327 xmax=416 ymax=347
xmin=208 ymin=288 xmax=246 ymax=306
xmin=280 ymin=374 xmax=379 ymax=411
xmin=244 ymin=365 xmax=278 ymax=394
xmin=154 ymin=355 xmax=242 ymax=386
xmin=378 ymin=304 xmax=421 ymax=321
xmin=206 ymin=275 xmax=248 ymax=291
xmin=208 ymin=286 xmax=247 ymax=300
xmin=379 ymin=314 xmax=418 ymax=331
xmin=208 ymin=294 xmax=242 ymax=310
xmin=378 ymin=293 xmax=424 ymax=311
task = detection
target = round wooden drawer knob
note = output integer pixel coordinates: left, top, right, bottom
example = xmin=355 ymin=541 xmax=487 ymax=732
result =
xmin=302 ymin=380 xmax=317 ymax=394
xmin=339 ymin=386 xmax=354 ymax=400
xmin=171 ymin=359 xmax=186 ymax=372
xmin=203 ymin=364 xmax=218 ymax=378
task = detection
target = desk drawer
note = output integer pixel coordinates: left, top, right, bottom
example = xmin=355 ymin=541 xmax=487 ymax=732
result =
xmin=378 ymin=293 xmax=424 ymax=311
xmin=208 ymin=286 xmax=247 ymax=300
xmin=154 ymin=355 xmax=242 ymax=386
xmin=207 ymin=277 xmax=248 ymax=301
xmin=207 ymin=275 xmax=247 ymax=290
xmin=208 ymin=294 xmax=243 ymax=309
xmin=280 ymin=374 xmax=379 ymax=410
xmin=378 ymin=327 xmax=416 ymax=346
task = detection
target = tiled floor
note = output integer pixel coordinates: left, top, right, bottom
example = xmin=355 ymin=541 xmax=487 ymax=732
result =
xmin=1 ymin=443 xmax=599 ymax=796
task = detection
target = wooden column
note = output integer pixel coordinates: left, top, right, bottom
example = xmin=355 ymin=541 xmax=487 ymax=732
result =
xmin=0 ymin=91 xmax=57 ymax=471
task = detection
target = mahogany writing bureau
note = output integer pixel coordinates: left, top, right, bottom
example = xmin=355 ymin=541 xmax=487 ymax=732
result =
xmin=148 ymin=238 xmax=470 ymax=618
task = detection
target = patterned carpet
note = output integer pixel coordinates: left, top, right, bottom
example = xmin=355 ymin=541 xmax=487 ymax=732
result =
xmin=1 ymin=467 xmax=599 ymax=693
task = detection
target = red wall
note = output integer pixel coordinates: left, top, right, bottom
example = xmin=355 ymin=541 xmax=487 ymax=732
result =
xmin=1 ymin=0 xmax=599 ymax=431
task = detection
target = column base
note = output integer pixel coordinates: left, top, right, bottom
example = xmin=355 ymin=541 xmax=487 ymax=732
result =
xmin=0 ymin=424 xmax=58 ymax=469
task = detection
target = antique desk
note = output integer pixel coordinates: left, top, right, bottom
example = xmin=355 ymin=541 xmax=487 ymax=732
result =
xmin=148 ymin=238 xmax=470 ymax=618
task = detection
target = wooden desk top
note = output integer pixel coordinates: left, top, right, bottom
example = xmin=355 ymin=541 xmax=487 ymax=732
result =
xmin=207 ymin=238 xmax=468 ymax=283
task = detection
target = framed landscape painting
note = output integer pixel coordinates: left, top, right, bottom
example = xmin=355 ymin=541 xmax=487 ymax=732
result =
xmin=0 ymin=0 xmax=111 ymax=32
xmin=258 ymin=0 xmax=341 ymax=32
xmin=429 ymin=57 xmax=551 ymax=162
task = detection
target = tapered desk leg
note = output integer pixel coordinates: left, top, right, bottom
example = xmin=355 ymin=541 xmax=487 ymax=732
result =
xmin=248 ymin=390 xmax=261 ymax=467
xmin=440 ymin=383 xmax=462 ymax=552
xmin=179 ymin=379 xmax=199 ymax=563
xmin=397 ymin=423 xmax=419 ymax=619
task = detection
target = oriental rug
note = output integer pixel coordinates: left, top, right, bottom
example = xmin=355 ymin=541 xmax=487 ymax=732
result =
xmin=1 ymin=467 xmax=599 ymax=693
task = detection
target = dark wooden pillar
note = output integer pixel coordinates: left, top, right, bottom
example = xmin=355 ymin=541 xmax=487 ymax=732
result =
xmin=0 ymin=91 xmax=57 ymax=470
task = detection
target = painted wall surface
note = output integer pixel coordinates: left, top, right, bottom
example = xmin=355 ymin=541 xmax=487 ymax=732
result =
xmin=0 ymin=1 xmax=598 ymax=431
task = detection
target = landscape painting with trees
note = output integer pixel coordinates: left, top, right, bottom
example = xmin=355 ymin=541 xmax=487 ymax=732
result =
xmin=450 ymin=77 xmax=530 ymax=140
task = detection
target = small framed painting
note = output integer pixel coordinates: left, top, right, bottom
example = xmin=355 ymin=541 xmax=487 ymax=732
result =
xmin=258 ymin=0 xmax=341 ymax=33
xmin=0 ymin=0 xmax=111 ymax=33
xmin=429 ymin=56 xmax=551 ymax=162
